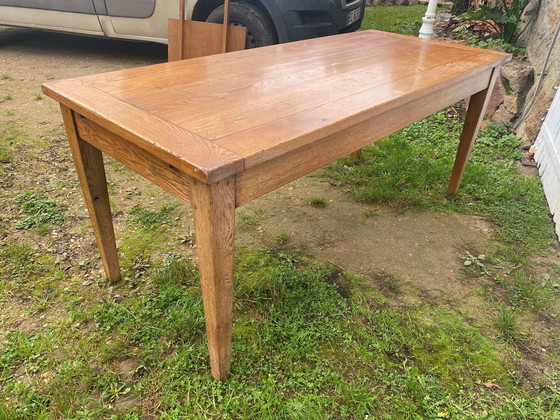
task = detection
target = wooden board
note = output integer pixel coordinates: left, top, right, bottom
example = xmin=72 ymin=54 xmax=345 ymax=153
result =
xmin=168 ymin=19 xmax=246 ymax=61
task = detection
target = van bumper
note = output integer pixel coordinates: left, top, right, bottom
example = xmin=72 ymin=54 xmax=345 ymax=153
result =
xmin=261 ymin=0 xmax=364 ymax=43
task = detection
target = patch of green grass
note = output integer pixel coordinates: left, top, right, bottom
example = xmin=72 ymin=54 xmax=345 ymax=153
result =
xmin=360 ymin=5 xmax=431 ymax=36
xmin=505 ymin=270 xmax=558 ymax=311
xmin=1 ymin=74 xmax=12 ymax=80
xmin=0 ymin=331 xmax=52 ymax=380
xmin=308 ymin=196 xmax=327 ymax=208
xmin=14 ymin=191 xmax=64 ymax=230
xmin=238 ymin=208 xmax=267 ymax=228
xmin=322 ymin=113 xmax=555 ymax=256
xmin=34 ymin=93 xmax=43 ymax=101
xmin=1 ymin=249 xmax=558 ymax=418
xmin=0 ymin=122 xmax=18 ymax=164
xmin=275 ymin=231 xmax=289 ymax=246
xmin=363 ymin=208 xmax=379 ymax=217
xmin=4 ymin=110 xmax=14 ymax=117
xmin=494 ymin=304 xmax=522 ymax=344
xmin=0 ymin=94 xmax=12 ymax=103
xmin=128 ymin=203 xmax=176 ymax=231
xmin=118 ymin=228 xmax=170 ymax=274
xmin=0 ymin=241 xmax=66 ymax=306
xmin=0 ymin=144 xmax=12 ymax=163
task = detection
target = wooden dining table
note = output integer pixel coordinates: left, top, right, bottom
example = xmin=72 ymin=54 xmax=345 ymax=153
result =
xmin=42 ymin=30 xmax=510 ymax=380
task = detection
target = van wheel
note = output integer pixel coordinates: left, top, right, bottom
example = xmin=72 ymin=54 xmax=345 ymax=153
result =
xmin=206 ymin=2 xmax=277 ymax=48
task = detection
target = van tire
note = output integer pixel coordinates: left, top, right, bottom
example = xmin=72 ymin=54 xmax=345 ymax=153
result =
xmin=206 ymin=2 xmax=277 ymax=49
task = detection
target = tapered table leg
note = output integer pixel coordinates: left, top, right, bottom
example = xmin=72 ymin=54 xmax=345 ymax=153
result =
xmin=192 ymin=176 xmax=236 ymax=380
xmin=60 ymin=105 xmax=121 ymax=282
xmin=350 ymin=149 xmax=362 ymax=159
xmin=448 ymin=69 xmax=500 ymax=194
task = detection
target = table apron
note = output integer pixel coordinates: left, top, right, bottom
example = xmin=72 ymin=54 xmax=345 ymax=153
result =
xmin=71 ymin=67 xmax=492 ymax=209
xmin=74 ymin=113 xmax=194 ymax=205
xmin=235 ymin=68 xmax=493 ymax=206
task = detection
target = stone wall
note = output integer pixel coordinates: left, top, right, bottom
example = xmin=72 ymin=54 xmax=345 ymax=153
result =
xmin=516 ymin=0 xmax=560 ymax=143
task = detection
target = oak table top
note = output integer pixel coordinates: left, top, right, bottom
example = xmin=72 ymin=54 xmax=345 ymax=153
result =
xmin=43 ymin=30 xmax=510 ymax=380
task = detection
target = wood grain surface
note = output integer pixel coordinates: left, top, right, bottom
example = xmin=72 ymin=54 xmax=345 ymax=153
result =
xmin=43 ymin=30 xmax=510 ymax=184
xmin=192 ymin=177 xmax=236 ymax=380
xmin=61 ymin=105 xmax=121 ymax=282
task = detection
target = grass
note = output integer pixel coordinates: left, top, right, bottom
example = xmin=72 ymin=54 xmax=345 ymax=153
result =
xmin=494 ymin=304 xmax=522 ymax=343
xmin=0 ymin=122 xmax=18 ymax=166
xmin=14 ymin=192 xmax=64 ymax=231
xmin=128 ymin=203 xmax=177 ymax=231
xmin=3 ymin=250 xmax=559 ymax=418
xmin=361 ymin=5 xmax=432 ymax=36
xmin=322 ymin=114 xmax=554 ymax=254
xmin=320 ymin=113 xmax=558 ymax=325
xmin=308 ymin=196 xmax=327 ymax=208
xmin=0 ymin=241 xmax=66 ymax=308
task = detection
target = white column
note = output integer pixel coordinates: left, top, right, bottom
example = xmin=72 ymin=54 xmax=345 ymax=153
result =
xmin=418 ymin=0 xmax=439 ymax=39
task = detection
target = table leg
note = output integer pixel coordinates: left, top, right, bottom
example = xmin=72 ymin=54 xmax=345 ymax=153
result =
xmin=350 ymin=149 xmax=362 ymax=159
xmin=192 ymin=177 xmax=236 ymax=380
xmin=60 ymin=105 xmax=121 ymax=282
xmin=448 ymin=69 xmax=500 ymax=194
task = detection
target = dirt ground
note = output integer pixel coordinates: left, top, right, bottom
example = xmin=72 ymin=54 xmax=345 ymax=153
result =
xmin=1 ymin=26 xmax=558 ymax=387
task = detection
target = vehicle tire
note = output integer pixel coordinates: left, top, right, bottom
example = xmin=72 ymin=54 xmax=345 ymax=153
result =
xmin=206 ymin=2 xmax=277 ymax=49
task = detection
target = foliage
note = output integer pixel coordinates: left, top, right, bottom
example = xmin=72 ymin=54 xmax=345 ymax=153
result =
xmin=453 ymin=26 xmax=528 ymax=58
xmin=457 ymin=0 xmax=540 ymax=43
xmin=0 ymin=6 xmax=558 ymax=417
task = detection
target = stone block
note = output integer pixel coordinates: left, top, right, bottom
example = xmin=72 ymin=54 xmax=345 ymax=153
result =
xmin=501 ymin=59 xmax=534 ymax=95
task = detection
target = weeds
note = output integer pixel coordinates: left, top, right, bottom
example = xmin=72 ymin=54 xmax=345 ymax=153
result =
xmin=238 ymin=208 xmax=267 ymax=228
xmin=308 ymin=196 xmax=327 ymax=208
xmin=457 ymin=0 xmax=540 ymax=44
xmin=14 ymin=192 xmax=64 ymax=230
xmin=128 ymin=204 xmax=176 ymax=230
xmin=494 ymin=304 xmax=522 ymax=343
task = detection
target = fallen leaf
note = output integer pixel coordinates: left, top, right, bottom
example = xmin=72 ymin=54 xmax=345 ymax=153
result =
xmin=484 ymin=381 xmax=501 ymax=389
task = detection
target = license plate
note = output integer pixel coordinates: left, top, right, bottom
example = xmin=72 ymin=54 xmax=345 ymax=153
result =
xmin=346 ymin=8 xmax=360 ymax=26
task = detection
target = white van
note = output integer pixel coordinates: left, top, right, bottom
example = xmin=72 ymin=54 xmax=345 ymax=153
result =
xmin=0 ymin=0 xmax=365 ymax=48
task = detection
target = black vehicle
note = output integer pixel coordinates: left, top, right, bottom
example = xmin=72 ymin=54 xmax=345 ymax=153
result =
xmin=0 ymin=0 xmax=365 ymax=47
